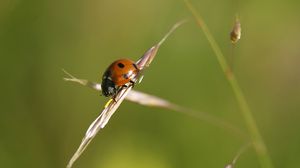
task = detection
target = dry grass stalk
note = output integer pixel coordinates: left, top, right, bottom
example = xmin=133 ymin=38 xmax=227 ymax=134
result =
xmin=65 ymin=20 xmax=185 ymax=168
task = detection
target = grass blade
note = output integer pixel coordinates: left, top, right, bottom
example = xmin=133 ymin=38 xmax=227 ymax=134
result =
xmin=63 ymin=70 xmax=246 ymax=139
xmin=184 ymin=1 xmax=274 ymax=168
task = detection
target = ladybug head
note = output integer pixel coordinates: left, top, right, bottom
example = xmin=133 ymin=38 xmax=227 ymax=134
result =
xmin=101 ymin=78 xmax=117 ymax=97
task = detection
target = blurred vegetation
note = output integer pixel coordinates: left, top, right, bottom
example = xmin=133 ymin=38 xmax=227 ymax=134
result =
xmin=1 ymin=0 xmax=300 ymax=168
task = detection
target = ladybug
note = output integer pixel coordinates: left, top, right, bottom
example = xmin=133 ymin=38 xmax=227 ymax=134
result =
xmin=101 ymin=59 xmax=140 ymax=97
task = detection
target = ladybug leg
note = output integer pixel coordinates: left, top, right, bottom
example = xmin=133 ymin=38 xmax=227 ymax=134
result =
xmin=111 ymin=86 xmax=124 ymax=102
xmin=112 ymin=97 xmax=117 ymax=103
xmin=121 ymin=81 xmax=134 ymax=88
xmin=129 ymin=80 xmax=136 ymax=87
xmin=121 ymin=84 xmax=128 ymax=88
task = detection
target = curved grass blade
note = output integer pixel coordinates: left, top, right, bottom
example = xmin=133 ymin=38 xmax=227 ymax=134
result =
xmin=63 ymin=70 xmax=247 ymax=139
xmin=184 ymin=1 xmax=273 ymax=167
xmin=126 ymin=90 xmax=247 ymax=139
xmin=136 ymin=19 xmax=187 ymax=69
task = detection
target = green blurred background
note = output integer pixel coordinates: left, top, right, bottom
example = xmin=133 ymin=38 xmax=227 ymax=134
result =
xmin=1 ymin=0 xmax=300 ymax=167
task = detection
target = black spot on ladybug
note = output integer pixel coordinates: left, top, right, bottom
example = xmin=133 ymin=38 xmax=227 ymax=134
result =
xmin=118 ymin=63 xmax=125 ymax=68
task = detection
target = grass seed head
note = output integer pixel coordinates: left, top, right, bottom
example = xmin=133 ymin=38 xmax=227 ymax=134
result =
xmin=230 ymin=15 xmax=241 ymax=44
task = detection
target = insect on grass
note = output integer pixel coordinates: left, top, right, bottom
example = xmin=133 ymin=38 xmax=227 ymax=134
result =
xmin=65 ymin=20 xmax=186 ymax=168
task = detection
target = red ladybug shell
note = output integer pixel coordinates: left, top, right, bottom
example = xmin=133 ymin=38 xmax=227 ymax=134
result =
xmin=101 ymin=59 xmax=139 ymax=97
xmin=106 ymin=59 xmax=139 ymax=86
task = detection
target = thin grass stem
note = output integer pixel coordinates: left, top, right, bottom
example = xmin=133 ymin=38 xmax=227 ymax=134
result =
xmin=63 ymin=70 xmax=247 ymax=139
xmin=184 ymin=1 xmax=273 ymax=168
